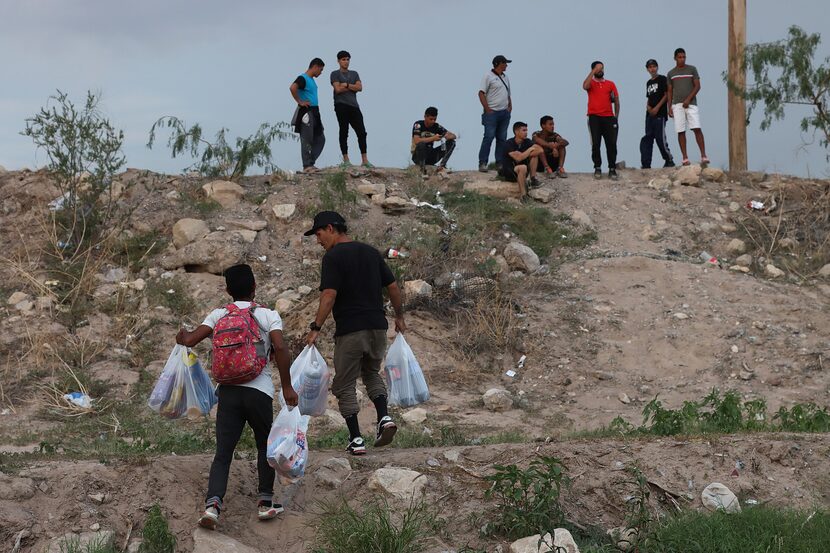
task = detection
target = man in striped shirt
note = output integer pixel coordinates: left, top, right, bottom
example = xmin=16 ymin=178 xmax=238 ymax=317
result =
xmin=667 ymin=48 xmax=709 ymax=166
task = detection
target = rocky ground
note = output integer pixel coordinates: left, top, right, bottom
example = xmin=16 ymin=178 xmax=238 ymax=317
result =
xmin=0 ymin=163 xmax=828 ymax=552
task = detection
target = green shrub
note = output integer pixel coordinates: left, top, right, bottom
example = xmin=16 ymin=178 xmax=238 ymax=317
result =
xmin=139 ymin=504 xmax=176 ymax=553
xmin=483 ymin=456 xmax=569 ymax=539
xmin=318 ymin=171 xmax=359 ymax=212
xmin=312 ymin=498 xmax=439 ymax=553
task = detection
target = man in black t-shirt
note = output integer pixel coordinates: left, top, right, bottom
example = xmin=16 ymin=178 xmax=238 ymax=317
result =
xmin=411 ymin=106 xmax=457 ymax=176
xmin=639 ymin=59 xmax=675 ymax=169
xmin=500 ymin=121 xmax=544 ymax=199
xmin=304 ymin=211 xmax=406 ymax=456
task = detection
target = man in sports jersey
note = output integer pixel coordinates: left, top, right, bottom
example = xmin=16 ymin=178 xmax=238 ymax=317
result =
xmin=411 ymin=106 xmax=457 ymax=176
xmin=290 ymin=57 xmax=326 ymax=172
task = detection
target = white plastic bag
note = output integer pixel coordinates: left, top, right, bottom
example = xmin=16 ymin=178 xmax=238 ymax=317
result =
xmin=282 ymin=345 xmax=331 ymax=417
xmin=266 ymin=406 xmax=310 ymax=484
xmin=148 ymin=345 xmax=217 ymax=419
xmin=384 ymin=334 xmax=430 ymax=407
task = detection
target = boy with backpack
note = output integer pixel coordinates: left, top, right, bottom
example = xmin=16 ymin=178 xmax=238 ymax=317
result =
xmin=175 ymin=264 xmax=297 ymax=530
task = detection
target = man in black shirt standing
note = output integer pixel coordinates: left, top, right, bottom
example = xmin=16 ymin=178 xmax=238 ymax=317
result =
xmin=304 ymin=211 xmax=406 ymax=456
xmin=411 ymin=106 xmax=457 ymax=176
xmin=639 ymin=59 xmax=675 ymax=169
xmin=500 ymin=121 xmax=544 ymax=199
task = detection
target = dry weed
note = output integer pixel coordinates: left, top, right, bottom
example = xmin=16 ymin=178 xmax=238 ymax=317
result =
xmin=452 ymin=290 xmax=518 ymax=362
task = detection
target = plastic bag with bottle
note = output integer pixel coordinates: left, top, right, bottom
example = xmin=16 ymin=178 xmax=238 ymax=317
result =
xmin=266 ymin=405 xmax=310 ymax=485
xmin=148 ymin=345 xmax=217 ymax=419
xmin=384 ymin=334 xmax=430 ymax=407
xmin=280 ymin=345 xmax=331 ymax=417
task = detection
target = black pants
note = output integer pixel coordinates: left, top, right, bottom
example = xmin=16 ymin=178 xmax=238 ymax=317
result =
xmin=412 ymin=140 xmax=456 ymax=169
xmin=298 ymin=107 xmax=325 ymax=169
xmin=334 ymin=104 xmax=367 ymax=156
xmin=544 ymin=152 xmax=561 ymax=172
xmin=639 ymin=114 xmax=673 ymax=168
xmin=588 ymin=115 xmax=618 ymax=170
xmin=205 ymin=386 xmax=274 ymax=510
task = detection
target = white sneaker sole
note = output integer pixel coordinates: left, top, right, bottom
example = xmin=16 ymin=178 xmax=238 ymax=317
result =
xmin=198 ymin=513 xmax=218 ymax=530
xmin=258 ymin=505 xmax=284 ymax=520
xmin=374 ymin=423 xmax=398 ymax=447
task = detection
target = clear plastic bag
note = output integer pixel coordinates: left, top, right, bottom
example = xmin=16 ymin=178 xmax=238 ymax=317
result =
xmin=266 ymin=406 xmax=310 ymax=485
xmin=384 ymin=334 xmax=430 ymax=407
xmin=148 ymin=345 xmax=217 ymax=419
xmin=281 ymin=345 xmax=331 ymax=417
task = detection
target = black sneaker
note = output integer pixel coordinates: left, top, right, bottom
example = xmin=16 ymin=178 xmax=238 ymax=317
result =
xmin=663 ymin=161 xmax=676 ymax=168
xmin=593 ymin=169 xmax=602 ymax=180
xmin=374 ymin=416 xmax=398 ymax=447
xmin=609 ymin=169 xmax=620 ymax=181
xmin=347 ymin=436 xmax=367 ymax=456
xmin=528 ymin=176 xmax=542 ymax=189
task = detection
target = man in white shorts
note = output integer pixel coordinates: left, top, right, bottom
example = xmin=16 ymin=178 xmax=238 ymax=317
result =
xmin=667 ymin=48 xmax=709 ymax=166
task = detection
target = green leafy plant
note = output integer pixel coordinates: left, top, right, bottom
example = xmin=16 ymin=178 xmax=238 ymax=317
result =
xmin=312 ymin=498 xmax=440 ymax=553
xmin=483 ymin=456 xmax=569 ymax=539
xmin=726 ymin=25 xmax=830 ymax=157
xmin=147 ymin=116 xmax=293 ymax=180
xmin=318 ymin=171 xmax=359 ymax=212
xmin=139 ymin=504 xmax=176 ymax=553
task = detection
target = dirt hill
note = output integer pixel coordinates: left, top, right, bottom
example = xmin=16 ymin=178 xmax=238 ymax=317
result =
xmin=0 ymin=164 xmax=828 ymax=552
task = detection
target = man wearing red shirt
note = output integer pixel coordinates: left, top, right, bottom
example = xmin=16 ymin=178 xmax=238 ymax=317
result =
xmin=582 ymin=61 xmax=620 ymax=180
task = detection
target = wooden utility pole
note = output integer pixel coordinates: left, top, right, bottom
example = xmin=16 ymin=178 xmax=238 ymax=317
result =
xmin=728 ymin=0 xmax=748 ymax=171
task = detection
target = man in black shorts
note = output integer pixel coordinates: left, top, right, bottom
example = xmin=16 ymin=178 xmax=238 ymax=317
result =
xmin=411 ymin=106 xmax=457 ymax=176
xmin=532 ymin=115 xmax=570 ymax=178
xmin=304 ymin=211 xmax=406 ymax=456
xmin=500 ymin=121 xmax=544 ymax=199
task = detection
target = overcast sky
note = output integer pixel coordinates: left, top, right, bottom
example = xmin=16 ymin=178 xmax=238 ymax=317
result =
xmin=1 ymin=0 xmax=828 ymax=177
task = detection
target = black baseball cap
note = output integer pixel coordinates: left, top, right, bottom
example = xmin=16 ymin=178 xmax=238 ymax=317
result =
xmin=492 ymin=55 xmax=512 ymax=66
xmin=646 ymin=59 xmax=658 ymax=67
xmin=304 ymin=211 xmax=347 ymax=236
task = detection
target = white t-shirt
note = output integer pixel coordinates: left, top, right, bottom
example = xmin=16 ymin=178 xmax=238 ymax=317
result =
xmin=202 ymin=301 xmax=283 ymax=399
xmin=480 ymin=71 xmax=511 ymax=111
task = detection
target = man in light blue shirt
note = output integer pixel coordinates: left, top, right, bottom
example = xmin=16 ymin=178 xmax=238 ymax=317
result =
xmin=290 ymin=58 xmax=326 ymax=172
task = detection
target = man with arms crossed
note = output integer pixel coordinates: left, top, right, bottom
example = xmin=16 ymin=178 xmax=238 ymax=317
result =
xmin=532 ymin=115 xmax=569 ymax=178
xmin=304 ymin=211 xmax=406 ymax=456
xmin=640 ymin=59 xmax=675 ymax=169
xmin=500 ymin=121 xmax=544 ymax=200
xmin=667 ymin=48 xmax=709 ymax=166
xmin=478 ymin=55 xmax=512 ymax=173
xmin=331 ymin=50 xmax=373 ymax=168
xmin=583 ymin=61 xmax=621 ymax=180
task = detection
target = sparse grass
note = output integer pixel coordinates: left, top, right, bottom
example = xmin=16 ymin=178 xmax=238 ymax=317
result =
xmin=309 ymin=424 xmax=527 ymax=452
xmin=58 ymin=535 xmax=118 ymax=553
xmin=146 ymin=276 xmax=197 ymax=320
xmin=178 ymin=182 xmax=221 ymax=216
xmin=139 ymin=504 xmax=176 ymax=553
xmin=609 ymin=389 xmax=830 ymax=437
xmin=650 ymin=507 xmax=830 ymax=553
xmin=312 ymin=498 xmax=440 ymax=553
xmin=442 ymin=192 xmax=596 ymax=258
xmin=114 ymin=230 xmax=167 ymax=271
xmin=318 ymin=171 xmax=359 ymax=214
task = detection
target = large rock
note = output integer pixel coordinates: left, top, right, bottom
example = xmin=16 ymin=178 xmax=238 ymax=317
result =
xmin=367 ymin=468 xmax=426 ymax=500
xmin=504 ymin=242 xmax=540 ymax=273
xmin=702 ymin=167 xmax=726 ymax=182
xmin=0 ymin=474 xmax=34 ymax=500
xmin=701 ymin=482 xmax=741 ymax=513
xmin=765 ymin=264 xmax=785 ymax=278
xmin=402 ymin=407 xmax=428 ymax=425
xmin=818 ymin=264 xmax=830 ymax=278
xmin=675 ymin=164 xmax=702 ymax=186
xmin=483 ymin=388 xmax=513 ymax=412
xmin=192 ymin=528 xmax=260 ymax=553
xmin=510 ymin=529 xmax=580 ymax=553
xmin=46 ymin=531 xmax=115 ymax=553
xmin=570 ymin=209 xmax=594 ymax=228
xmin=464 ymin=179 xmax=519 ymax=199
xmin=160 ymin=231 xmax=247 ymax=274
xmin=202 ymin=180 xmax=243 ymax=208
xmin=726 ymin=238 xmax=746 ymax=255
xmin=270 ymin=203 xmax=297 ymax=221
xmin=404 ymin=279 xmax=433 ymax=300
xmin=172 ymin=218 xmax=210 ymax=249
xmin=358 ymin=180 xmax=386 ymax=197
xmin=6 ymin=291 xmax=30 ymax=306
xmin=314 ymin=457 xmax=352 ymax=489
xmin=529 ymin=188 xmax=554 ymax=203
xmin=380 ymin=196 xmax=413 ymax=214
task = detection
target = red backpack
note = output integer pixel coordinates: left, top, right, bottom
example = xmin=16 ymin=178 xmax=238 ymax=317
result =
xmin=211 ymin=303 xmax=268 ymax=385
